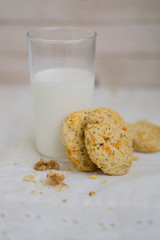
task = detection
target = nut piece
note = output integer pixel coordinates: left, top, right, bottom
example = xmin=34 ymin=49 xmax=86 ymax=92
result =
xmin=34 ymin=158 xmax=59 ymax=171
xmin=47 ymin=170 xmax=65 ymax=186
xmin=89 ymin=191 xmax=96 ymax=196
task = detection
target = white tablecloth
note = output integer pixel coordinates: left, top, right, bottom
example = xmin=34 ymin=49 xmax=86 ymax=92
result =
xmin=0 ymin=84 xmax=160 ymax=240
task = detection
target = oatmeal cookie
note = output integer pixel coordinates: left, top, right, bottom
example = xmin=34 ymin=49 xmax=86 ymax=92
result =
xmin=85 ymin=107 xmax=134 ymax=175
xmin=127 ymin=120 xmax=160 ymax=152
xmin=62 ymin=109 xmax=97 ymax=172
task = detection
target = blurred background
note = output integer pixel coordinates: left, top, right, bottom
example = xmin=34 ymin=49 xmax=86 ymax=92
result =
xmin=0 ymin=0 xmax=160 ymax=86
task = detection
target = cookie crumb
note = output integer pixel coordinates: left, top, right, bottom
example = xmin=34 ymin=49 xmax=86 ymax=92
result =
xmin=108 ymin=207 xmax=114 ymax=211
xmin=33 ymin=171 xmax=38 ymax=174
xmin=23 ymin=175 xmax=35 ymax=182
xmin=58 ymin=186 xmax=63 ymax=192
xmin=26 ymin=160 xmax=30 ymax=163
xmin=31 ymin=190 xmax=36 ymax=194
xmin=2 ymin=231 xmax=8 ymax=236
xmin=47 ymin=170 xmax=65 ymax=186
xmin=89 ymin=175 xmax=98 ymax=179
xmin=61 ymin=182 xmax=69 ymax=188
xmin=14 ymin=162 xmax=18 ymax=166
xmin=134 ymin=156 xmax=140 ymax=161
xmin=89 ymin=191 xmax=96 ymax=196
xmin=34 ymin=158 xmax=59 ymax=171
xmin=40 ymin=179 xmax=46 ymax=186
xmin=101 ymin=180 xmax=107 ymax=184
xmin=102 ymin=226 xmax=107 ymax=231
xmin=62 ymin=199 xmax=67 ymax=203
xmin=65 ymin=167 xmax=74 ymax=173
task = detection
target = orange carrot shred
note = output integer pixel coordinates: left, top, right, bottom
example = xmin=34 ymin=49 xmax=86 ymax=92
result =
xmin=104 ymin=146 xmax=112 ymax=154
xmin=92 ymin=138 xmax=96 ymax=145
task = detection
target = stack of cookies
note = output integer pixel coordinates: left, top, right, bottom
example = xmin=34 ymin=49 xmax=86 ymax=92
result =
xmin=62 ymin=107 xmax=134 ymax=176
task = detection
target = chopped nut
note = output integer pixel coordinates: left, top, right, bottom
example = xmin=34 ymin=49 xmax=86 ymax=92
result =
xmin=23 ymin=175 xmax=35 ymax=182
xmin=89 ymin=191 xmax=96 ymax=196
xmin=89 ymin=175 xmax=98 ymax=179
xmin=47 ymin=170 xmax=65 ymax=186
xmin=34 ymin=158 xmax=59 ymax=171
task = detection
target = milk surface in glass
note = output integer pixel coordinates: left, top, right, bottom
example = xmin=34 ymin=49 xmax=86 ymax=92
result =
xmin=31 ymin=67 xmax=94 ymax=158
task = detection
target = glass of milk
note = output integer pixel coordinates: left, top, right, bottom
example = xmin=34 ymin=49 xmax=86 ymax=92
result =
xmin=27 ymin=27 xmax=97 ymax=159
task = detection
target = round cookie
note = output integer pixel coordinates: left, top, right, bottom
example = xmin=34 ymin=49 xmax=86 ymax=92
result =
xmin=127 ymin=120 xmax=160 ymax=153
xmin=85 ymin=107 xmax=134 ymax=176
xmin=62 ymin=109 xmax=97 ymax=172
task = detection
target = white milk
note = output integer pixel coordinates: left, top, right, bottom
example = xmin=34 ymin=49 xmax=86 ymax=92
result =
xmin=31 ymin=68 xmax=94 ymax=158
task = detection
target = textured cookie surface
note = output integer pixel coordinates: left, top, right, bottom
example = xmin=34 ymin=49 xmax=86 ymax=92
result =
xmin=85 ymin=107 xmax=134 ymax=176
xmin=127 ymin=120 xmax=160 ymax=152
xmin=62 ymin=109 xmax=97 ymax=172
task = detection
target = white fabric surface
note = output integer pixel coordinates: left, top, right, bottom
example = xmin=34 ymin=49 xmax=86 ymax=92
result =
xmin=0 ymin=85 xmax=160 ymax=240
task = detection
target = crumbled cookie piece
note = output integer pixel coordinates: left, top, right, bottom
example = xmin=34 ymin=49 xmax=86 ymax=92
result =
xmin=89 ymin=175 xmax=98 ymax=179
xmin=62 ymin=109 xmax=97 ymax=172
xmin=40 ymin=179 xmax=46 ymax=187
xmin=89 ymin=191 xmax=96 ymax=196
xmin=65 ymin=167 xmax=74 ymax=173
xmin=127 ymin=120 xmax=160 ymax=152
xmin=133 ymin=156 xmax=140 ymax=161
xmin=2 ymin=231 xmax=8 ymax=236
xmin=101 ymin=180 xmax=107 ymax=184
xmin=34 ymin=158 xmax=59 ymax=171
xmin=47 ymin=170 xmax=65 ymax=186
xmin=108 ymin=207 xmax=114 ymax=211
xmin=23 ymin=175 xmax=35 ymax=182
xmin=85 ymin=107 xmax=134 ymax=176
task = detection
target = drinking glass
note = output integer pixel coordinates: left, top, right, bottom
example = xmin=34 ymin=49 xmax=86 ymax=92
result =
xmin=27 ymin=26 xmax=96 ymax=159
